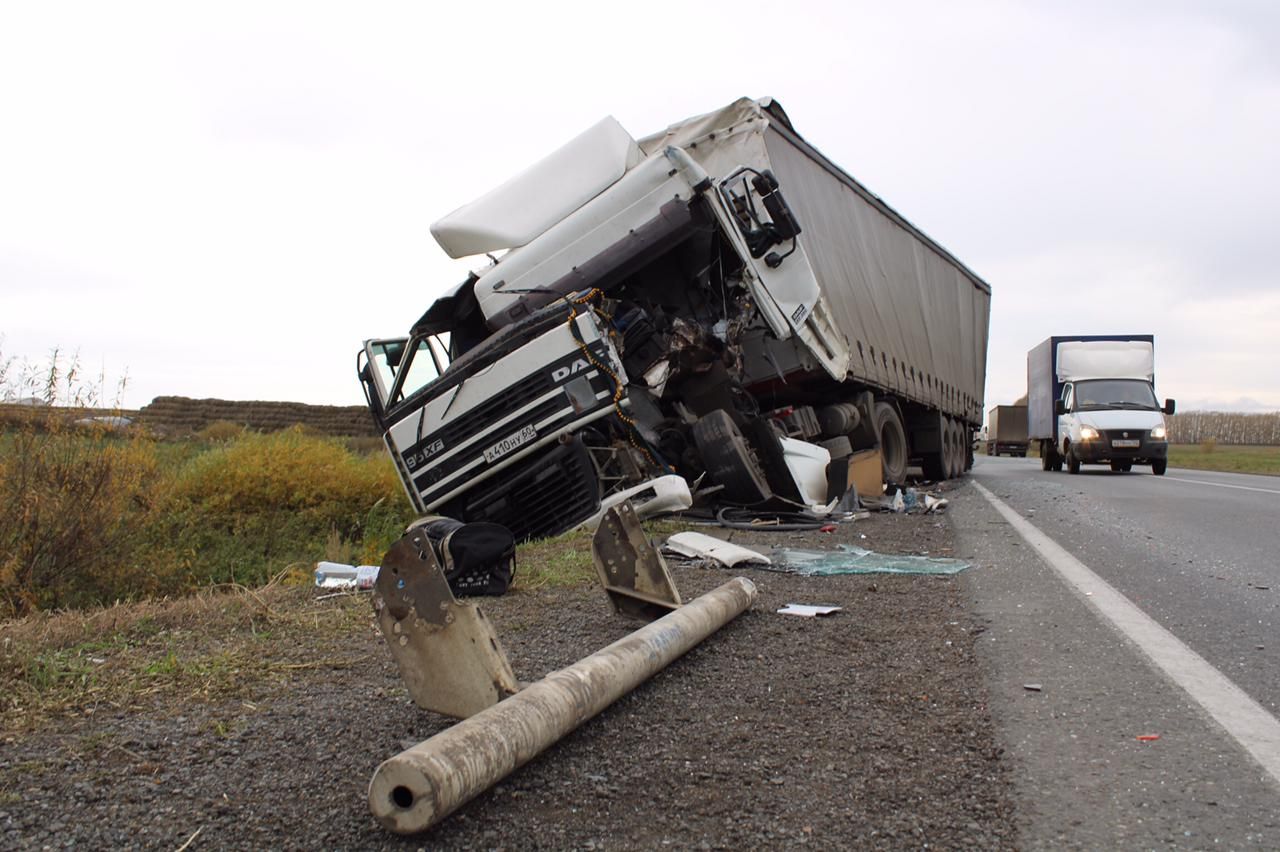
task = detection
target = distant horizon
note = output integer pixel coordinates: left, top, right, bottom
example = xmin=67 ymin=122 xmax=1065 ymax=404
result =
xmin=4 ymin=391 xmax=1277 ymax=419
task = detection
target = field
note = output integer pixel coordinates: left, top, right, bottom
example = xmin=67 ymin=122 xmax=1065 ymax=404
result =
xmin=1165 ymin=443 xmax=1280 ymax=476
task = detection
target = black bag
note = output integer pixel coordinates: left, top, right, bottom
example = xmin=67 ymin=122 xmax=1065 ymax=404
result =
xmin=414 ymin=516 xmax=516 ymax=597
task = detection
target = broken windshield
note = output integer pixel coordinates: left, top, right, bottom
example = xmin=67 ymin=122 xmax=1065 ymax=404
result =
xmin=1072 ymin=378 xmax=1159 ymax=411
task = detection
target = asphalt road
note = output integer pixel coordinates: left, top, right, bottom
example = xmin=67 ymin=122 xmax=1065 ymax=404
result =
xmin=952 ymin=455 xmax=1280 ymax=848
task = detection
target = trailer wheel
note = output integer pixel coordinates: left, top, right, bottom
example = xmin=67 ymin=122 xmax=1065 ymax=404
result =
xmin=692 ymin=410 xmax=772 ymax=504
xmin=1040 ymin=442 xmax=1054 ymax=471
xmin=921 ymin=413 xmax=948 ymax=481
xmin=940 ymin=419 xmax=956 ymax=479
xmin=952 ymin=419 xmax=967 ymax=473
xmin=922 ymin=450 xmax=946 ymax=482
xmin=873 ymin=402 xmax=908 ymax=484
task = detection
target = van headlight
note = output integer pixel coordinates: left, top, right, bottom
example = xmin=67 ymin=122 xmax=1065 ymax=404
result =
xmin=1150 ymin=425 xmax=1167 ymax=440
xmin=1080 ymin=427 xmax=1099 ymax=440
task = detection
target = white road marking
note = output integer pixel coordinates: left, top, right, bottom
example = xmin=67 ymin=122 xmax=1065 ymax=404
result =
xmin=972 ymin=480 xmax=1280 ymax=787
xmin=1162 ymin=475 xmax=1280 ymax=496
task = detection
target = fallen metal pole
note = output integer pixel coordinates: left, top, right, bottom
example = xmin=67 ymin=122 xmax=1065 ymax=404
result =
xmin=368 ymin=576 xmax=758 ymax=834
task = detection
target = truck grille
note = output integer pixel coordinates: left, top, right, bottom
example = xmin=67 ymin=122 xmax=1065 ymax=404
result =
xmin=433 ymin=373 xmax=555 ymax=450
xmin=446 ymin=439 xmax=600 ymax=542
xmin=1104 ymin=429 xmax=1148 ymax=441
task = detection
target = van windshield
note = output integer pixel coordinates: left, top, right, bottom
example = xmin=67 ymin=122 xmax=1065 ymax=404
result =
xmin=1073 ymin=379 xmax=1159 ymax=411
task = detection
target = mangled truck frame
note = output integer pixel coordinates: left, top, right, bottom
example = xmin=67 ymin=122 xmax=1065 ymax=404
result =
xmin=358 ymin=98 xmax=991 ymax=541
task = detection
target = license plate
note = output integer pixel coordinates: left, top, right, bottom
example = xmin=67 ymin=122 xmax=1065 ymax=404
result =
xmin=1112 ymin=439 xmax=1140 ymax=448
xmin=484 ymin=425 xmax=537 ymax=463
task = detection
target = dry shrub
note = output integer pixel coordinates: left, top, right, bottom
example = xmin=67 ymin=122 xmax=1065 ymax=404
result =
xmin=160 ymin=427 xmax=412 ymax=587
xmin=0 ymin=349 xmax=163 ymax=616
xmin=196 ymin=420 xmax=248 ymax=443
xmin=0 ymin=414 xmax=165 ymax=617
xmin=1200 ymin=437 xmax=1217 ymax=454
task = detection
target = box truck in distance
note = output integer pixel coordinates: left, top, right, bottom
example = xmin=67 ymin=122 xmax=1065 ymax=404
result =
xmin=985 ymin=405 xmax=1029 ymax=457
xmin=1027 ymin=335 xmax=1175 ymax=475
xmin=357 ymin=98 xmax=992 ymax=541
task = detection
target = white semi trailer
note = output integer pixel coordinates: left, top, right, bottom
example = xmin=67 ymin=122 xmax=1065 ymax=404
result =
xmin=358 ymin=98 xmax=992 ymax=541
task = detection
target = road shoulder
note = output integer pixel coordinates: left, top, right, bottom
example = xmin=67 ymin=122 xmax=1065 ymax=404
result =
xmin=951 ymin=479 xmax=1280 ymax=849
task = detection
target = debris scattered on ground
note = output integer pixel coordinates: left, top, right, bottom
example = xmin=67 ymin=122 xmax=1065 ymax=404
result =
xmin=764 ymin=544 xmax=970 ymax=576
xmin=881 ymin=485 xmax=951 ymax=514
xmin=1136 ymin=734 xmax=1161 ymax=742
xmin=776 ymin=604 xmax=842 ymax=617
xmin=1023 ymin=683 xmax=1043 ymax=692
xmin=313 ymin=561 xmax=380 ymax=590
xmin=664 ymin=533 xmax=771 ymax=567
xmin=2 ymin=503 xmax=1016 ymax=849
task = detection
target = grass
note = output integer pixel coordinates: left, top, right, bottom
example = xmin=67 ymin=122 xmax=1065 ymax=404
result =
xmin=1166 ymin=444 xmax=1280 ymax=476
xmin=512 ymin=518 xmax=690 ymax=590
xmin=0 ymin=578 xmax=374 ymax=732
xmin=0 ymin=516 xmax=685 ymax=731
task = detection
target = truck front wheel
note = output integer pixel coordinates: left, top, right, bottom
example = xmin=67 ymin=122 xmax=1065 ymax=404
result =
xmin=1066 ymin=443 xmax=1081 ymax=475
xmin=692 ymin=410 xmax=773 ymax=504
xmin=1152 ymin=459 xmax=1167 ymax=476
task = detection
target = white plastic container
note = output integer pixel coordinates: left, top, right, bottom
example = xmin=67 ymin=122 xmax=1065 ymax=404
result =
xmin=314 ymin=561 xmax=380 ymax=590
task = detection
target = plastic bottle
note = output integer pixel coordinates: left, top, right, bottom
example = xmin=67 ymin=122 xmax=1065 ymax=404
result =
xmin=314 ymin=562 xmax=380 ymax=590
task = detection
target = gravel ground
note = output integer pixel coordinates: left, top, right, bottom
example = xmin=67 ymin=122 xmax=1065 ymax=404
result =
xmin=2 ymin=499 xmax=1015 ymax=850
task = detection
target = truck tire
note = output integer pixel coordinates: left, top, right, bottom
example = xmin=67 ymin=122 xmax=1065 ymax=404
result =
xmin=922 ymin=450 xmax=946 ymax=482
xmin=1041 ymin=441 xmax=1054 ymax=471
xmin=873 ymin=402 xmax=908 ymax=484
xmin=921 ymin=414 xmax=948 ymax=481
xmin=942 ymin=417 xmax=952 ymax=478
xmin=950 ymin=420 xmax=967 ymax=478
xmin=1151 ymin=459 xmax=1167 ymax=476
xmin=692 ymin=410 xmax=772 ymax=504
xmin=1066 ymin=444 xmax=1081 ymax=475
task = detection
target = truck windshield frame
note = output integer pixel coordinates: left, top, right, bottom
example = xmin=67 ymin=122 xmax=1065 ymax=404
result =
xmin=1071 ymin=378 xmax=1160 ymax=411
xmin=366 ymin=334 xmax=451 ymax=412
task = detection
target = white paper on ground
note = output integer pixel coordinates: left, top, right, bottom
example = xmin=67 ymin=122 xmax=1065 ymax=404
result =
xmin=777 ymin=604 xmax=843 ymax=617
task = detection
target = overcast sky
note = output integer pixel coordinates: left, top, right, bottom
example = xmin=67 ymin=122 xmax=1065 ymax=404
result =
xmin=2 ymin=1 xmax=1277 ymax=416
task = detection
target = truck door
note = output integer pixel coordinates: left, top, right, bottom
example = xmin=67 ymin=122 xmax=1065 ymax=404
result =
xmin=705 ymin=166 xmax=851 ymax=381
xmin=360 ymin=335 xmax=450 ymax=425
xmin=1058 ymin=383 xmax=1075 ymax=449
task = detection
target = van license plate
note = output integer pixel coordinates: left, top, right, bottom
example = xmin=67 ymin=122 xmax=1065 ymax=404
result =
xmin=1112 ymin=439 xmax=1140 ymax=448
xmin=484 ymin=425 xmax=537 ymax=463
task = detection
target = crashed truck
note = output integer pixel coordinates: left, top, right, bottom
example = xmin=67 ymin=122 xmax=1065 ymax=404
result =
xmin=358 ymin=98 xmax=991 ymax=542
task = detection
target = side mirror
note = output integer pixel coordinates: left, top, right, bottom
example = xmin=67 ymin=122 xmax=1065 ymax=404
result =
xmin=752 ymin=170 xmax=802 ymax=241
xmin=1054 ymin=399 xmax=1067 ymax=416
xmin=1163 ymin=399 xmax=1176 ymax=415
